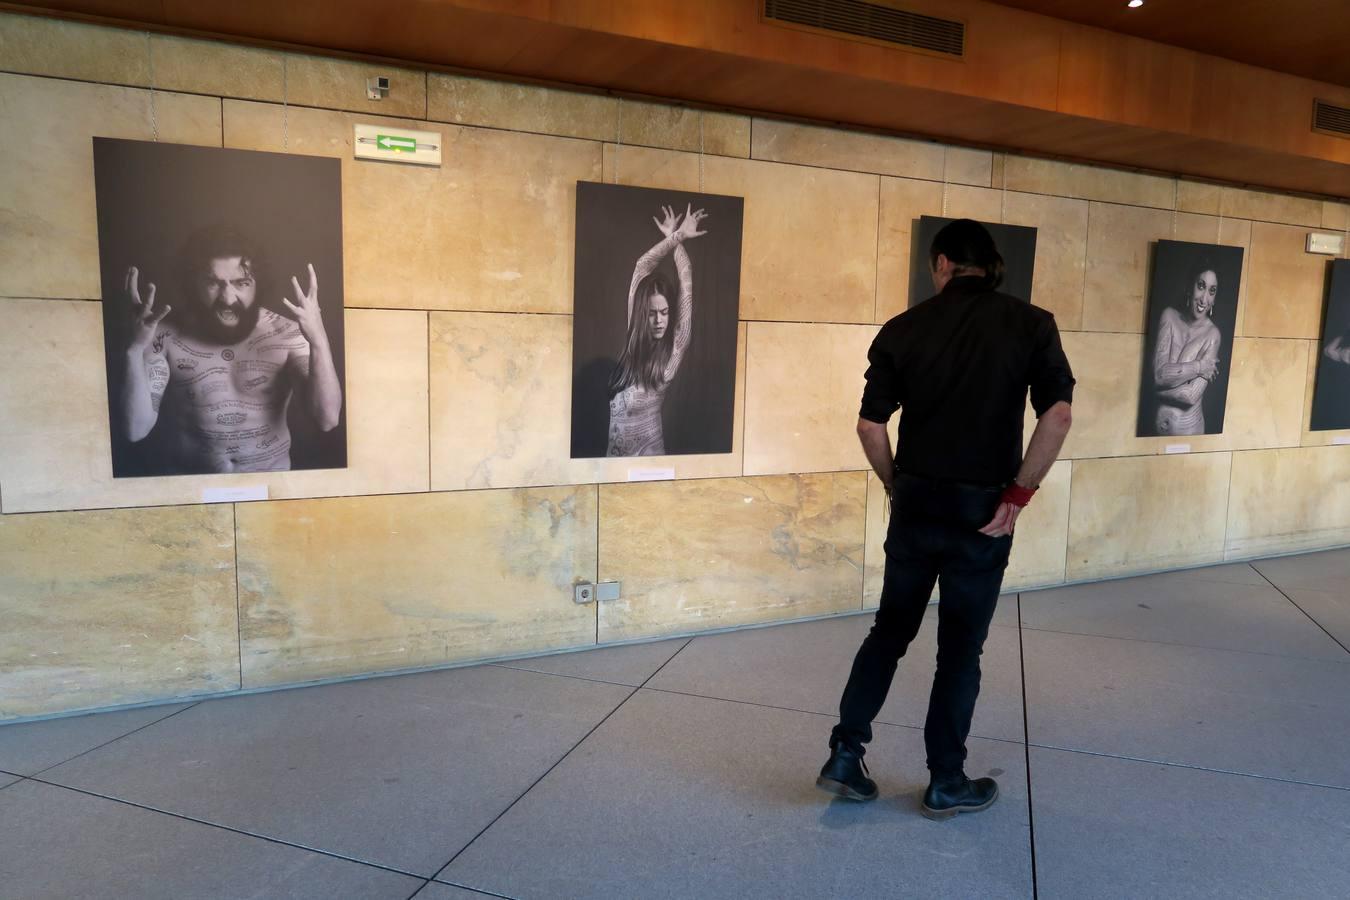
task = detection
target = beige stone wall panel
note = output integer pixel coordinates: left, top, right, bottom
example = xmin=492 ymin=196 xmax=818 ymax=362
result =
xmin=1322 ymin=202 xmax=1350 ymax=232
xmin=1177 ymin=181 xmax=1323 ymax=228
xmin=0 ymin=74 xmax=221 ymax=300
xmin=601 ymin=143 xmax=704 ymax=191
xmin=237 ymin=486 xmax=598 ymax=686
xmin=874 ymin=177 xmax=945 ymax=323
xmin=619 ymin=100 xmax=750 ymax=157
xmin=1003 ymin=156 xmax=1175 ymax=210
xmin=698 ymin=156 xmax=878 ymax=323
xmin=751 ymin=119 xmax=945 ymax=181
xmin=1226 ymin=446 xmax=1350 ymax=558
xmin=0 ymin=504 xmax=239 ymax=719
xmin=0 ymin=12 xmax=149 ymax=85
xmin=597 ymin=473 xmax=866 ymax=641
xmin=1067 ymin=453 xmax=1232 ymax=581
xmin=743 ymin=322 xmax=875 ymax=476
xmin=428 ymin=74 xmax=618 ymax=141
xmin=1001 ymin=192 xmax=1089 ymax=330
xmin=1243 ymin=222 xmax=1333 ymax=339
xmin=149 ymin=36 xmax=284 ymax=101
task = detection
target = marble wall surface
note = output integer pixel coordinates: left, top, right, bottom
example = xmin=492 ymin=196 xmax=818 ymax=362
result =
xmin=1 ymin=11 xmax=1346 ymax=720
xmin=597 ymin=473 xmax=866 ymax=641
xmin=0 ymin=505 xmax=240 ymax=718
xmin=236 ymin=486 xmax=598 ymax=686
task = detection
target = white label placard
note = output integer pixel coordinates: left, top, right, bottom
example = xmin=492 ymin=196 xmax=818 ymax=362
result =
xmin=353 ymin=123 xmax=442 ymax=167
xmin=1333 ymin=436 xmax=1350 ymax=446
xmin=627 ymin=467 xmax=675 ymax=482
xmin=201 ymin=485 xmax=269 ymax=503
xmin=1164 ymin=444 xmax=1192 ymax=455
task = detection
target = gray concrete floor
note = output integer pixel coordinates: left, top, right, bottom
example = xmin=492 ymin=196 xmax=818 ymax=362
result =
xmin=2 ymin=548 xmax=1348 ymax=899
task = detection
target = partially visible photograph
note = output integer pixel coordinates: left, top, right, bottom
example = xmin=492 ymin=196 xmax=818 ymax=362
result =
xmin=1311 ymin=258 xmax=1350 ymax=431
xmin=908 ymin=216 xmax=1038 ymax=307
xmin=570 ymin=182 xmax=744 ymax=459
xmin=1136 ymin=240 xmax=1244 ymax=437
xmin=93 ymin=139 xmax=347 ymax=477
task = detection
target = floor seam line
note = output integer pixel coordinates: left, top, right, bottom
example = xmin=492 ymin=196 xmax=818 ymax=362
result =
xmin=1017 ymin=592 xmax=1040 ymax=900
xmin=638 ymin=685 xmax=1025 ymax=747
xmin=1028 ymin=743 xmax=1350 ymax=792
xmin=485 ymin=664 xmax=640 ymax=689
xmin=432 ymin=879 xmax=521 ymax=900
xmin=1019 ymin=623 xmax=1350 ymax=665
xmin=1250 ymin=567 xmax=1350 ymax=658
xmin=431 ymin=638 xmax=698 ymax=881
xmin=26 ymin=703 xmax=203 ymax=780
xmin=21 ymin=776 xmax=429 ymax=878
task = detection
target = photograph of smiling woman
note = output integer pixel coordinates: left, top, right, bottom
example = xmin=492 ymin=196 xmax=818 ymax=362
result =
xmin=1135 ymin=240 xmax=1244 ymax=438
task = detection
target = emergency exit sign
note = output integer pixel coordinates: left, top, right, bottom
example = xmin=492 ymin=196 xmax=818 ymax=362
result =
xmin=354 ymin=123 xmax=441 ymax=166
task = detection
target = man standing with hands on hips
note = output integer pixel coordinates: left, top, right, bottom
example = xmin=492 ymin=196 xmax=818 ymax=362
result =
xmin=817 ymin=219 xmax=1075 ymax=819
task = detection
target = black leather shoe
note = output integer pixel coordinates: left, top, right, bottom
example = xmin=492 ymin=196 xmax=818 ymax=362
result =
xmin=921 ymin=774 xmax=998 ymax=820
xmin=816 ymin=744 xmax=878 ymax=802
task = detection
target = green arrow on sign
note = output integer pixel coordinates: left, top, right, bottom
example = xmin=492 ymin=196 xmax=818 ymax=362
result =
xmin=376 ymin=134 xmax=417 ymax=152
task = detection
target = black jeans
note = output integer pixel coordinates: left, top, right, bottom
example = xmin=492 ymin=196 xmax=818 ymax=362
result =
xmin=831 ymin=473 xmax=1013 ymax=778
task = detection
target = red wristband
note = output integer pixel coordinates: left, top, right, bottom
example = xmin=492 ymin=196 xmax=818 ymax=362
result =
xmin=1001 ymin=483 xmax=1037 ymax=508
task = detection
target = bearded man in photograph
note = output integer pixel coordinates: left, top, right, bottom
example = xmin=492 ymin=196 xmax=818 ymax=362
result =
xmin=117 ymin=225 xmax=342 ymax=474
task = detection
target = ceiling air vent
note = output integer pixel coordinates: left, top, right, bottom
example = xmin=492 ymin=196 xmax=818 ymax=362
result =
xmin=763 ymin=0 xmax=965 ymax=59
xmin=1313 ymin=99 xmax=1350 ymax=139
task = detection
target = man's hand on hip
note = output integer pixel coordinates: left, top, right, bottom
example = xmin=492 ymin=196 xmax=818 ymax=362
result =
xmin=978 ymin=502 xmax=1021 ymax=537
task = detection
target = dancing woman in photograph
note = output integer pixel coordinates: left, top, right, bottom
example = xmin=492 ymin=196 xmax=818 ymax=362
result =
xmin=1150 ymin=264 xmax=1222 ymax=436
xmin=606 ymin=203 xmax=708 ymax=456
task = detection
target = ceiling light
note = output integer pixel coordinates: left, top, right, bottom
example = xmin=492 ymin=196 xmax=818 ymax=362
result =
xmin=1127 ymin=0 xmax=1144 ymax=7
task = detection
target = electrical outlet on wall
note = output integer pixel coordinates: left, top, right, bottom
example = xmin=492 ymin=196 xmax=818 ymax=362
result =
xmin=573 ymin=582 xmax=621 ymax=604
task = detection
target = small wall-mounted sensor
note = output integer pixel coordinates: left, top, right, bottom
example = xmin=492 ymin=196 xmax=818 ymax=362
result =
xmin=367 ymin=76 xmax=390 ymax=101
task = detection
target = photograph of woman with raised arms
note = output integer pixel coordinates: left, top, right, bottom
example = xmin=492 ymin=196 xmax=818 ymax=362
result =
xmin=606 ymin=204 xmax=706 ymax=456
xmin=571 ymin=182 xmax=744 ymax=461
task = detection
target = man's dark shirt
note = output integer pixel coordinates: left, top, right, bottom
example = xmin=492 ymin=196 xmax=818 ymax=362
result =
xmin=859 ymin=275 xmax=1076 ymax=487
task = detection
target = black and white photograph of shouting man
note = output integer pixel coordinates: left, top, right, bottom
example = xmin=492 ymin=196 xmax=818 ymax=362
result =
xmin=93 ymin=139 xmax=347 ymax=477
xmin=570 ymin=181 xmax=744 ymax=459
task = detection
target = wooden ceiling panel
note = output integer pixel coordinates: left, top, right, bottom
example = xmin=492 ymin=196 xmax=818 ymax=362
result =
xmin=994 ymin=0 xmax=1350 ymax=88
xmin=6 ymin=0 xmax=1349 ymax=199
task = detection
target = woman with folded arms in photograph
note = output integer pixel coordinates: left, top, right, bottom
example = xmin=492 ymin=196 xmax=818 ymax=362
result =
xmin=606 ymin=203 xmax=707 ymax=456
xmin=1151 ymin=263 xmax=1223 ymax=436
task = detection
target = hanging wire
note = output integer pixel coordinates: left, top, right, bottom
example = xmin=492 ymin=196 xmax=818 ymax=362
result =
xmin=1171 ymin=180 xmax=1178 ymax=239
xmin=699 ymin=111 xmax=706 ymax=194
xmin=1000 ymin=154 xmax=1008 ymax=223
xmin=282 ymin=56 xmax=289 ymax=152
xmin=614 ymin=98 xmax=622 ymax=184
xmin=145 ymin=32 xmax=158 ymax=142
xmin=941 ymin=152 xmax=949 ymax=218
